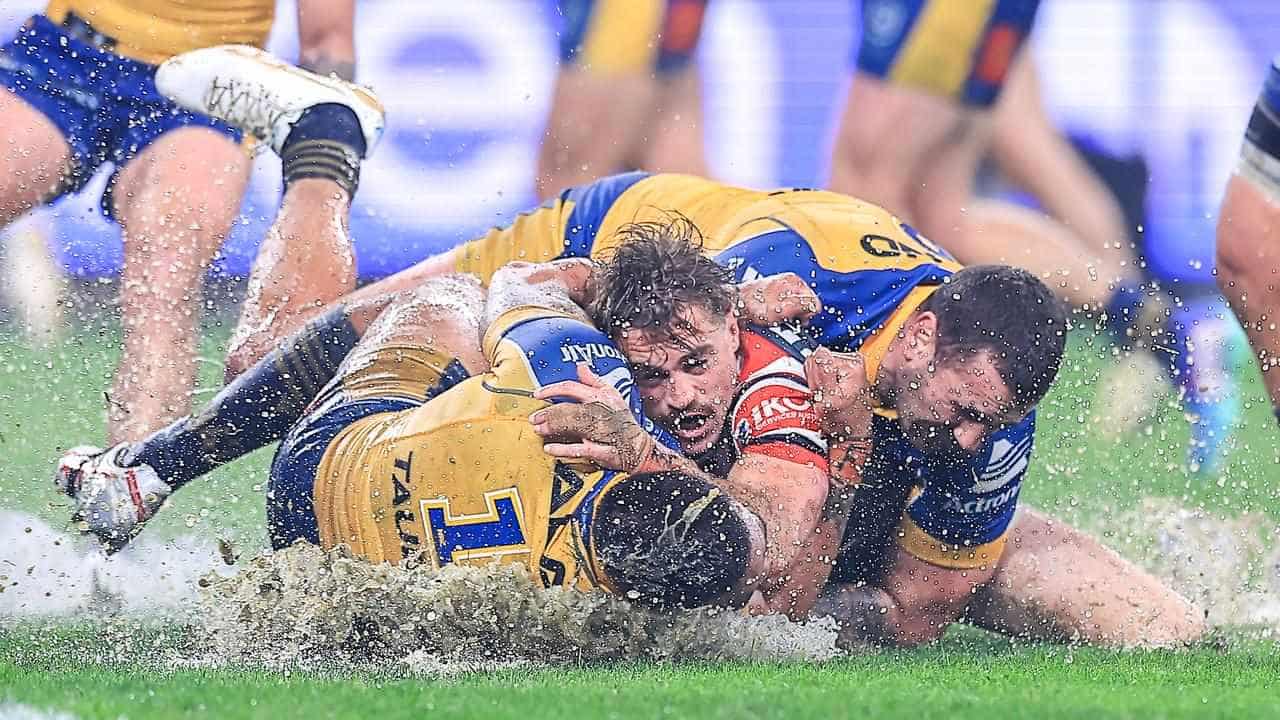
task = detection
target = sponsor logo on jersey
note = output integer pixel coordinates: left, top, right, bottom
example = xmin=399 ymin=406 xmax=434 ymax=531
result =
xmin=943 ymin=483 xmax=1020 ymax=516
xmin=559 ymin=342 xmax=626 ymax=364
xmin=748 ymin=395 xmax=815 ymax=428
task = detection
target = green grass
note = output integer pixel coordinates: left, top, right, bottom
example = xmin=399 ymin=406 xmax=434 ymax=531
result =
xmin=2 ymin=323 xmax=1280 ymax=719
xmin=1 ymin=625 xmax=1279 ymax=720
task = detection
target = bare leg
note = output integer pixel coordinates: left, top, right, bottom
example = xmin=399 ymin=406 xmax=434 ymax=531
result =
xmin=343 ymin=274 xmax=488 ymax=378
xmin=991 ymin=54 xmax=1137 ymax=270
xmin=642 ymin=66 xmax=708 ymax=177
xmin=0 ymin=88 xmax=72 ymax=228
xmin=965 ymin=507 xmax=1206 ymax=647
xmin=535 ymin=66 xmax=657 ymax=201
xmin=109 ymin=126 xmax=250 ymax=442
xmin=829 ymin=69 xmax=1133 ymax=312
xmin=0 ymin=214 xmax=65 ymax=344
xmin=965 ymin=200 xmax=1130 ymax=309
xmin=827 ymin=73 xmax=961 ymax=220
xmin=224 ymin=178 xmax=357 ymax=378
xmin=1217 ymin=174 xmax=1280 ymax=412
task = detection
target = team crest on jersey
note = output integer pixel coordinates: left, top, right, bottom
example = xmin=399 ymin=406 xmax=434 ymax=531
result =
xmin=597 ymin=365 xmax=636 ymax=403
xmin=970 ymin=436 xmax=1032 ymax=493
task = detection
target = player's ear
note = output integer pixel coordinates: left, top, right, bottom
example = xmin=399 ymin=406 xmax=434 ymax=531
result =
xmin=905 ymin=311 xmax=939 ymax=365
xmin=728 ymin=312 xmax=741 ymax=346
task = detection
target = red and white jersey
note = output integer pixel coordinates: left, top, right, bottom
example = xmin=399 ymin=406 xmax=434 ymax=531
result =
xmin=696 ymin=324 xmax=827 ymax=477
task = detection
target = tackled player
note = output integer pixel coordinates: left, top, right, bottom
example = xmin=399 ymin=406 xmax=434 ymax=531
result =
xmin=63 ymin=45 xmax=1204 ymax=648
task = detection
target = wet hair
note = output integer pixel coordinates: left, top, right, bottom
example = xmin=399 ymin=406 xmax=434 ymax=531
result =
xmin=591 ymin=471 xmax=752 ymax=609
xmin=917 ymin=264 xmax=1068 ymax=409
xmin=589 ymin=216 xmax=736 ymax=345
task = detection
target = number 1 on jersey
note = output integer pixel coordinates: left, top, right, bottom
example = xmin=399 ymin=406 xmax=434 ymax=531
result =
xmin=421 ymin=488 xmax=530 ymax=567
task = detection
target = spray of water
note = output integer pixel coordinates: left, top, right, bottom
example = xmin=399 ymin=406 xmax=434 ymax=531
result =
xmin=0 ymin=511 xmax=231 ymax=620
xmin=196 ymin=542 xmax=840 ymax=667
xmin=1100 ymin=497 xmax=1280 ymax=629
xmin=6 ymin=496 xmax=1280 ymax=669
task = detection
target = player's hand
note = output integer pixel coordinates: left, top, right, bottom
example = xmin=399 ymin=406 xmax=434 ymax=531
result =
xmin=735 ymin=272 xmax=821 ymax=326
xmin=532 ymin=363 xmax=632 ymax=413
xmin=804 ymin=347 xmax=874 ymax=440
xmin=529 ymin=364 xmax=656 ymax=472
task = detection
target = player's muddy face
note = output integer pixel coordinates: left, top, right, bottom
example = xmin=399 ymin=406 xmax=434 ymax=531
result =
xmin=890 ymin=350 xmax=1021 ymax=456
xmin=617 ymin=307 xmax=742 ymax=456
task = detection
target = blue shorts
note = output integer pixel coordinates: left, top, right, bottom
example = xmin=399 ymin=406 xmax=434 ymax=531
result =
xmin=0 ymin=15 xmax=243 ymax=217
xmin=558 ymin=0 xmax=709 ymax=75
xmin=855 ymin=0 xmax=1041 ymax=107
xmin=266 ymin=359 xmax=471 ymax=550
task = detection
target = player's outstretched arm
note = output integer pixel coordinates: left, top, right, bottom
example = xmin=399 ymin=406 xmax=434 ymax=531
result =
xmin=817 ymin=549 xmax=996 ymax=648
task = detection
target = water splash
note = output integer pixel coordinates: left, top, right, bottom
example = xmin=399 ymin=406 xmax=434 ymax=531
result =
xmin=0 ymin=510 xmax=232 ymax=620
xmin=1101 ymin=497 xmax=1280 ymax=629
xmin=197 ymin=543 xmax=840 ymax=666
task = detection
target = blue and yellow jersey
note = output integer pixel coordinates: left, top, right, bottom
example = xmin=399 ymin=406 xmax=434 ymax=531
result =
xmin=43 ymin=0 xmax=274 ymax=63
xmin=455 ymin=171 xmax=961 ymax=362
xmin=308 ymin=307 xmax=675 ymax=592
xmin=855 ymin=0 xmax=1041 ymax=106
xmin=557 ymin=0 xmax=709 ymax=76
xmin=451 ymin=171 xmax=1033 ymax=569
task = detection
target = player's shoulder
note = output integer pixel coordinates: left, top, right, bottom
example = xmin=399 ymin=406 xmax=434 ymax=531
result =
xmin=737 ymin=323 xmax=816 ymax=384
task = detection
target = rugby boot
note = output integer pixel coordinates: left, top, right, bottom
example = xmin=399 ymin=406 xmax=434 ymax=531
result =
xmin=155 ymin=45 xmax=384 ymax=157
xmin=55 ymin=443 xmax=172 ymax=553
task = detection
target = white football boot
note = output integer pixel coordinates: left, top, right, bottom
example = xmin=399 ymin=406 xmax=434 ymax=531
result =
xmin=55 ymin=444 xmax=172 ymax=553
xmin=155 ymin=44 xmax=385 ymax=157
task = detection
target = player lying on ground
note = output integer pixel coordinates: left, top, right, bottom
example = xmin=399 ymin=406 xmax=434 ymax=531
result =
xmin=528 ymin=229 xmax=1205 ymax=648
xmin=68 ymin=44 xmax=1204 ymax=646
xmin=62 ymin=255 xmax=857 ymax=613
xmin=1218 ymin=58 xmax=1280 ymax=428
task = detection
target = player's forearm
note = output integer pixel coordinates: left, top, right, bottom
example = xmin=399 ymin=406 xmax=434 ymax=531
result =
xmin=764 ymin=438 xmax=862 ymax=619
xmin=813 ymin=583 xmax=905 ymax=647
xmin=719 ymin=455 xmax=827 ymax=582
xmin=760 ymin=498 xmax=846 ymax=620
xmin=819 ymin=547 xmax=995 ymax=647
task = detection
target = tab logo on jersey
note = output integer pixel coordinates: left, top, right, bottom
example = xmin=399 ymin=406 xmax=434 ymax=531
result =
xmin=970 ymin=435 xmax=1032 ymax=494
xmin=733 ymin=379 xmax=824 ymax=451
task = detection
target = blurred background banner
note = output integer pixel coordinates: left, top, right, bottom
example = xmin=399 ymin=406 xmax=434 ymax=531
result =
xmin=2 ymin=0 xmax=1277 ymax=286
